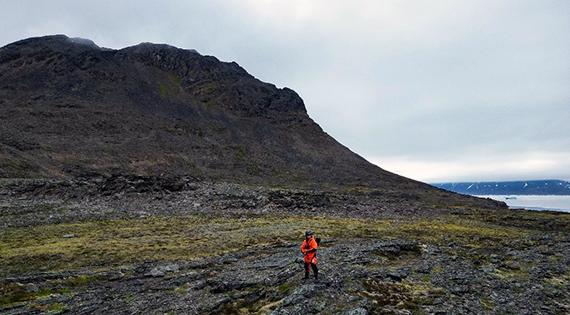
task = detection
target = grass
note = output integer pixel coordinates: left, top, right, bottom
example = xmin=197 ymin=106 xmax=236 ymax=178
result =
xmin=277 ymin=283 xmax=290 ymax=294
xmin=460 ymin=208 xmax=570 ymax=231
xmin=66 ymin=274 xmax=97 ymax=286
xmin=0 ymin=275 xmax=84 ymax=308
xmin=362 ymin=278 xmax=446 ymax=313
xmin=27 ymin=302 xmax=68 ymax=314
xmin=0 ymin=283 xmax=71 ymax=308
xmin=174 ymin=283 xmax=190 ymax=294
xmin=0 ymin=283 xmax=34 ymax=306
xmin=544 ymin=270 xmax=570 ymax=286
xmin=480 ymin=297 xmax=494 ymax=310
xmin=235 ymin=146 xmax=247 ymax=161
xmin=157 ymin=72 xmax=182 ymax=98
xmin=47 ymin=302 xmax=67 ymax=313
xmin=0 ymin=213 xmax=531 ymax=277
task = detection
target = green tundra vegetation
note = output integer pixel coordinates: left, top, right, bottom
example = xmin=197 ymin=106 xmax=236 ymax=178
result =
xmin=3 ymin=210 xmax=563 ymax=276
xmin=0 ymin=209 xmax=568 ymax=312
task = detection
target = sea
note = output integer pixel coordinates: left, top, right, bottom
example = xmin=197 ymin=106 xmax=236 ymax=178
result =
xmin=475 ymin=195 xmax=570 ymax=213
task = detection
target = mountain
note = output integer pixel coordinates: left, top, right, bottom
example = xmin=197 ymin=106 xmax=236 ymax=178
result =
xmin=0 ymin=35 xmax=506 ymax=209
xmin=0 ymin=35 xmax=386 ymax=185
xmin=432 ymin=179 xmax=570 ymax=195
xmin=0 ymin=35 xmax=397 ymax=187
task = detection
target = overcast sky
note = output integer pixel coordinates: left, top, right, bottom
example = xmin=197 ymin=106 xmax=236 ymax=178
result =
xmin=1 ymin=0 xmax=569 ymax=182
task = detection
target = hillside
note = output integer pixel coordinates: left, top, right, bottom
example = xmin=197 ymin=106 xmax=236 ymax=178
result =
xmin=0 ymin=35 xmax=399 ymax=188
xmin=432 ymin=180 xmax=570 ymax=195
xmin=0 ymin=34 xmax=509 ymax=210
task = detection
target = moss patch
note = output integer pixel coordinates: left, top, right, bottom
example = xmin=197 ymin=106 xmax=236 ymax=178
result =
xmin=0 ymin=214 xmax=530 ymax=276
xmin=157 ymin=72 xmax=182 ymax=98
xmin=0 ymin=282 xmax=34 ymax=306
xmin=362 ymin=278 xmax=446 ymax=312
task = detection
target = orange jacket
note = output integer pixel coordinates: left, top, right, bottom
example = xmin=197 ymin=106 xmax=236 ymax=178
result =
xmin=300 ymin=237 xmax=318 ymax=264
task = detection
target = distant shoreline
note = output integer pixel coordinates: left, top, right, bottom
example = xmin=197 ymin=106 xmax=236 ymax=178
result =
xmin=473 ymin=194 xmax=570 ymax=196
xmin=475 ymin=194 xmax=570 ymax=213
xmin=432 ymin=180 xmax=570 ymax=196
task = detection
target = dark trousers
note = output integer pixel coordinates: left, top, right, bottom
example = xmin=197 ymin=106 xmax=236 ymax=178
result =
xmin=304 ymin=262 xmax=318 ymax=279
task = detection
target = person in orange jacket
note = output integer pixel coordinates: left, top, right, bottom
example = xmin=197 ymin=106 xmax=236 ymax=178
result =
xmin=300 ymin=230 xmax=318 ymax=280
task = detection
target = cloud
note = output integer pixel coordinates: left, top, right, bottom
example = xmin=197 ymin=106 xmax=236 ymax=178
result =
xmin=1 ymin=0 xmax=568 ymax=182
xmin=371 ymin=151 xmax=570 ymax=182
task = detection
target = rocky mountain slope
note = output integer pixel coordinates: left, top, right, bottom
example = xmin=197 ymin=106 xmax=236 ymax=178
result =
xmin=0 ymin=34 xmax=507 ymax=209
xmin=0 ymin=35 xmax=409 ymax=189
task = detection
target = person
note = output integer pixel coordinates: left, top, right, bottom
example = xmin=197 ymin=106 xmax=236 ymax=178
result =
xmin=300 ymin=230 xmax=318 ymax=280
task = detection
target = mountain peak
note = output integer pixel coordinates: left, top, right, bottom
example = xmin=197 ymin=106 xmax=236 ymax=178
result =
xmin=126 ymin=41 xmax=200 ymax=55
xmin=3 ymin=34 xmax=101 ymax=51
xmin=67 ymin=37 xmax=101 ymax=49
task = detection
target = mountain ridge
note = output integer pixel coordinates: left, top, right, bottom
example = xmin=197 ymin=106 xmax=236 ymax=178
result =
xmin=0 ymin=35 xmax=388 ymax=184
xmin=0 ymin=34 xmax=506 ymax=209
xmin=432 ymin=179 xmax=570 ymax=195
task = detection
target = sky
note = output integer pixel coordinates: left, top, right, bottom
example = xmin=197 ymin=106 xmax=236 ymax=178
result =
xmin=1 ymin=0 xmax=569 ymax=182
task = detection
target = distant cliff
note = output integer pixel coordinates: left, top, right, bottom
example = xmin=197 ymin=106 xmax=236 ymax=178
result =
xmin=432 ymin=180 xmax=570 ymax=195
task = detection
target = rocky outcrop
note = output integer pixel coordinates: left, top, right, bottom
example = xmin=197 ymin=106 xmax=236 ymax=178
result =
xmin=0 ymin=177 xmax=507 ymax=228
xmin=2 ymin=236 xmax=568 ymax=314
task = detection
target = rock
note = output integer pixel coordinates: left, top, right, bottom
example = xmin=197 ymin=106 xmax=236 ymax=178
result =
xmin=162 ymin=263 xmax=180 ymax=272
xmin=386 ymin=268 xmax=410 ymax=281
xmin=312 ymin=300 xmax=327 ymax=312
xmin=107 ymin=271 xmax=125 ymax=281
xmin=25 ymin=282 xmax=40 ymax=293
xmin=63 ymin=234 xmax=76 ymax=238
xmin=146 ymin=268 xmax=165 ymax=277
xmin=490 ymin=254 xmax=501 ymax=264
xmin=282 ymin=292 xmax=304 ymax=307
xmin=222 ymin=257 xmax=238 ymax=264
xmin=199 ymin=296 xmax=232 ymax=312
xmin=343 ymin=307 xmax=368 ymax=315
xmin=450 ymin=284 xmax=469 ymax=294
xmin=480 ymin=265 xmax=495 ymax=273
xmin=503 ymin=260 xmax=521 ymax=270
xmin=189 ymin=280 xmax=207 ymax=290
xmin=416 ymin=264 xmax=431 ymax=274
xmin=141 ymin=262 xmax=180 ymax=277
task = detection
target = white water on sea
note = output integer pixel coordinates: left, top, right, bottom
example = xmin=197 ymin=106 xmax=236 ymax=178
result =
xmin=476 ymin=195 xmax=570 ymax=213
